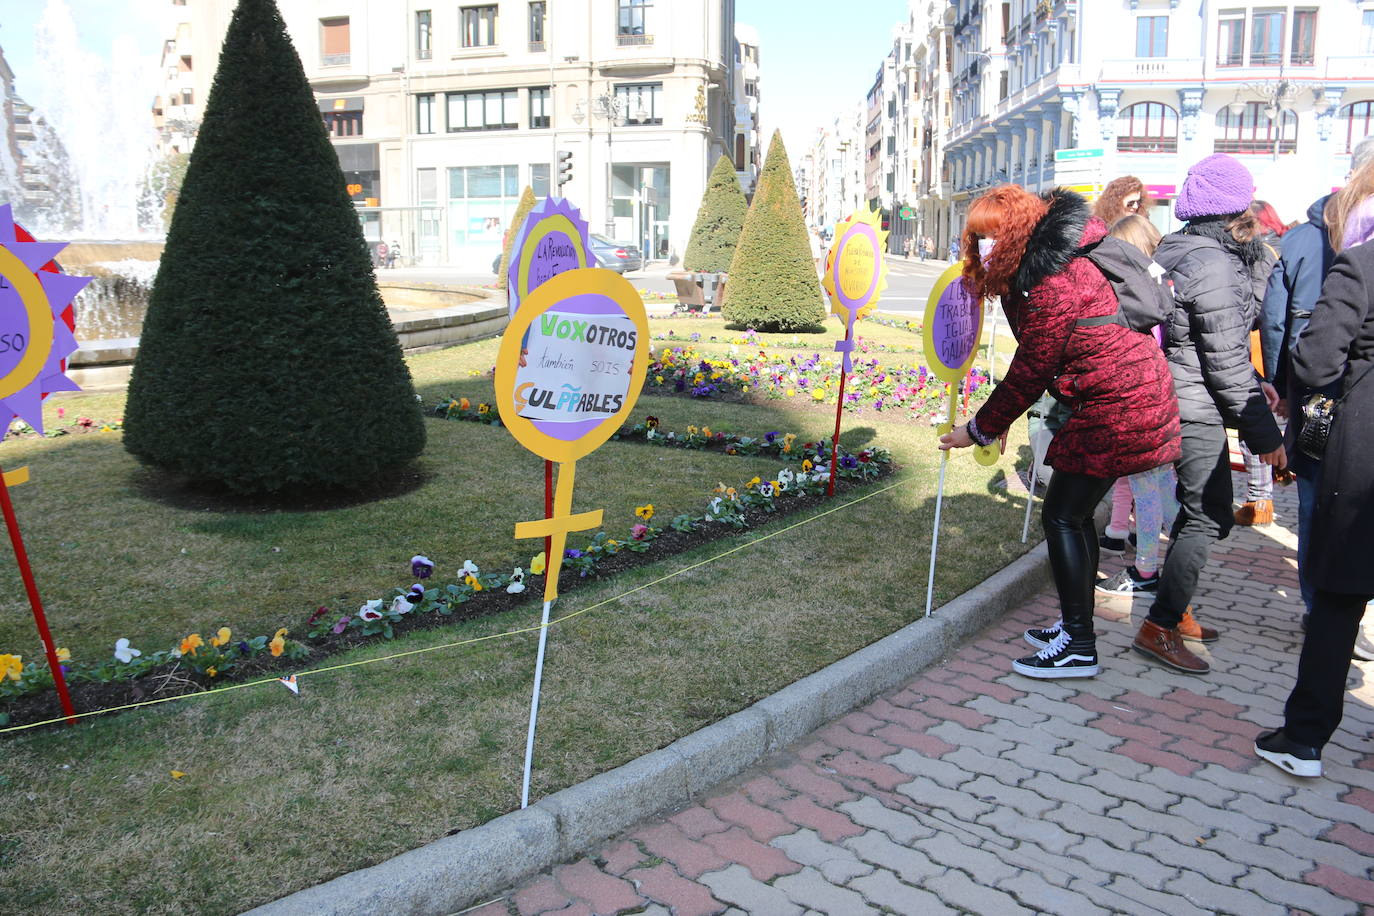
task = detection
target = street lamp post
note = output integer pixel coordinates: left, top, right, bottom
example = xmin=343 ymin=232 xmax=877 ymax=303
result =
xmin=571 ymin=91 xmax=648 ymax=238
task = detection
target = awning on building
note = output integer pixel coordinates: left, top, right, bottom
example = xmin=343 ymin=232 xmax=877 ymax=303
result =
xmin=317 ymin=96 xmax=364 ymax=112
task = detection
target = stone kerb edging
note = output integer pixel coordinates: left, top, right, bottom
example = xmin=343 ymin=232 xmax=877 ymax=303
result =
xmin=242 ymin=541 xmax=1052 ymax=916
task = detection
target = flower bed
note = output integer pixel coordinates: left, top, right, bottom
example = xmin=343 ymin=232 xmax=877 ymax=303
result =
xmin=0 ymin=440 xmax=891 ymax=729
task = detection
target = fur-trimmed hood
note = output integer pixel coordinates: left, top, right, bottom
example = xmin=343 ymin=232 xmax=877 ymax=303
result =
xmin=1013 ymin=189 xmax=1101 ymax=296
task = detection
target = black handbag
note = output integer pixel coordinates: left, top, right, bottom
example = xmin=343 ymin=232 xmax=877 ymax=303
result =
xmin=1296 ymin=362 xmax=1374 ymax=460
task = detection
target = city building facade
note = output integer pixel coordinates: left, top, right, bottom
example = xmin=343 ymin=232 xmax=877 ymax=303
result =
xmin=153 ymin=0 xmax=742 ymax=269
xmin=733 ymin=23 xmax=761 ymax=196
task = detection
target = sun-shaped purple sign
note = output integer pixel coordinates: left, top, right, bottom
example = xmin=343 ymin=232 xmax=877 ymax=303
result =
xmin=0 ymin=205 xmax=88 ymax=435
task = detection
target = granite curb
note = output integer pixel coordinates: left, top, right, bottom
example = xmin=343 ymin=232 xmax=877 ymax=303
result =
xmin=243 ymin=541 xmax=1052 ymax=916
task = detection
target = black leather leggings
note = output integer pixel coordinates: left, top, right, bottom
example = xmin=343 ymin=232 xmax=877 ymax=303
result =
xmin=1041 ymin=470 xmax=1115 ymax=643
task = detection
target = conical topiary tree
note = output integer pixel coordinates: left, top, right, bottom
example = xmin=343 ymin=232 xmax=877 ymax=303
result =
xmin=719 ymin=131 xmax=826 ymax=332
xmin=498 ymin=185 xmax=538 ymax=290
xmin=123 ymin=0 xmax=424 ymax=494
xmin=683 ymin=155 xmax=747 ymax=273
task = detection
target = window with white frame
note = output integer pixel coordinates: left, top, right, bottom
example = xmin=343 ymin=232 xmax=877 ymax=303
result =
xmin=1214 ymin=102 xmax=1297 ymax=154
xmin=1216 ymin=6 xmax=1318 ymax=68
xmin=446 ymin=89 xmax=517 ymax=131
xmin=416 ymin=93 xmax=435 ymax=134
xmin=1117 ymin=102 xmax=1177 ymax=153
xmin=617 ymin=0 xmax=651 ymax=43
xmin=1341 ymin=101 xmax=1373 ymax=155
xmin=1217 ymin=9 xmax=1245 ymax=66
xmin=462 ymin=5 xmax=498 ymax=48
xmin=529 ymin=87 xmax=550 ymax=129
xmin=1250 ymin=8 xmax=1285 ymax=66
xmin=416 ymin=10 xmax=432 ymax=59
xmin=614 ymin=83 xmax=662 ymax=125
xmin=320 ymin=17 xmax=350 ymax=67
xmin=529 ymin=2 xmax=546 ymax=47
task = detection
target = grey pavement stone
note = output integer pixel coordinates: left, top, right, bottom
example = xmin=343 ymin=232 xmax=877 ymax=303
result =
xmin=961 ymin=774 xmax=1058 ymax=817
xmin=984 ymin=716 xmax=1070 ymax=755
xmin=1285 ymin=785 xmax=1374 ymax=834
xmin=996 ymin=871 xmax=1102 ymax=916
xmin=926 ymin=720 xmax=1016 ymax=756
xmin=1064 ymin=835 xmax=1178 ymax=891
xmin=1237 ymin=867 xmax=1361 ymax=915
xmin=967 ymin=694 xmax=1048 ymax=728
xmin=1264 ymin=826 xmax=1374 ymax=879
xmin=1135 ymin=763 xmax=1238 ymax=807
xmin=1197 ymin=831 xmax=1308 ymax=882
xmin=1021 ymin=771 xmax=1117 ymax=815
xmin=1000 ymin=745 xmax=1095 ymax=782
xmin=769 ymin=830 xmax=873 ymax=885
xmin=925 ymin=868 xmax=1034 ymax=915
xmin=1136 ymin=835 xmax=1249 ymax=884
xmin=1051 ymin=722 xmax=1132 ymax=755
xmin=637 ymin=907 xmax=672 ymax=916
xmin=911 ymin=832 xmax=1019 ymax=885
xmin=836 ymin=797 xmax=934 ymax=845
xmin=895 ymin=776 xmax=995 ymax=823
xmin=940 ymin=745 xmax=1037 ymax=787
xmin=1010 ymin=692 xmax=1100 ymax=726
xmin=1078 ymin=768 xmax=1179 ymax=810
xmin=698 ymin=864 xmax=802 ymax=916
xmin=1166 ymin=796 xmax=1271 ymax=844
xmin=978 ymin=806 xmax=1081 ymax=856
xmin=1102 ymin=876 xmax=1213 ymax=916
xmin=1192 ymin=763 xmax=1296 ymax=806
xmin=843 ymin=830 xmax=946 ymax=885
xmin=1106 ymin=799 xmax=1200 ymax=838
xmin=1042 ymin=802 xmax=1149 ymax=853
xmin=1166 ymin=869 xmax=1285 ymax=915
xmin=773 ymin=867 xmax=877 ymax=915
xmin=883 ymin=748 xmax=975 ymax=788
xmin=847 ymin=867 xmax=955 ymax=915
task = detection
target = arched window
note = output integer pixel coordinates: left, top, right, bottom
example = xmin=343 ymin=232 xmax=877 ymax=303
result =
xmin=1341 ymin=101 xmax=1373 ymax=154
xmin=1117 ymin=102 xmax=1178 ymax=153
xmin=1214 ymin=102 xmax=1297 ymax=155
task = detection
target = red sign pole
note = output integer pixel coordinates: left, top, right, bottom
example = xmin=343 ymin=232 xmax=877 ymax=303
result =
xmin=0 ymin=465 xmax=76 ymax=725
xmin=827 ymin=324 xmax=853 ymax=499
xmin=544 ymin=459 xmax=554 ymax=561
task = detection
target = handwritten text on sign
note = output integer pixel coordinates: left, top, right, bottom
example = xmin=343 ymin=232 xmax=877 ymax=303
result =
xmin=529 ymin=233 xmax=582 ymax=290
xmin=838 ymin=241 xmax=876 ymax=302
xmin=930 ymin=282 xmax=978 ymax=373
xmin=0 ymin=280 xmax=30 ymax=378
xmin=513 ymin=310 xmax=639 ymax=424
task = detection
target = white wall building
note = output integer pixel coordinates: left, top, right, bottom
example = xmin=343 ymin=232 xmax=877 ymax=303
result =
xmin=733 ymin=23 xmax=761 ymax=196
xmin=944 ymin=0 xmax=1374 ymax=240
xmin=154 ymin=0 xmax=739 ymax=269
xmin=910 ymin=0 xmax=954 ymax=257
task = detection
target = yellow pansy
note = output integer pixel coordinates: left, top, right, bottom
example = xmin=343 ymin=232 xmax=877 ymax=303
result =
xmin=746 ymin=476 xmax=761 ymax=489
xmin=802 ymin=459 xmax=814 ymax=471
xmin=686 ymin=425 xmax=698 ymax=435
xmin=786 ymin=388 xmax=796 ymax=397
xmin=55 ymin=647 xmax=71 ymax=663
xmin=811 ymin=388 xmax=825 ymax=400
xmin=210 ymin=627 xmax=232 ymax=648
xmin=530 ymin=552 xmax=547 ymax=575
xmin=206 ymin=667 xmax=218 ymax=678
xmin=655 ymin=375 xmax=664 ymax=384
xmin=465 ymin=574 xmax=483 ymax=591
xmin=179 ymin=634 xmax=203 ymax=656
xmin=269 ymin=634 xmax=285 ymax=657
xmin=635 ymin=504 xmax=655 ymax=521
xmin=702 ymin=427 xmax=712 ymax=437
xmin=0 ymin=654 xmax=22 ymax=681
xmin=459 ymin=397 xmax=471 ymax=410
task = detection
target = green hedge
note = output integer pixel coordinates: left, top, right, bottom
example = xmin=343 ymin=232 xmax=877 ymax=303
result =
xmin=683 ymin=155 xmax=747 ymax=274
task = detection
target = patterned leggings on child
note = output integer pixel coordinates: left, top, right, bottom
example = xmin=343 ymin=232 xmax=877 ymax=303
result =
xmin=1105 ymin=465 xmax=1180 ymax=577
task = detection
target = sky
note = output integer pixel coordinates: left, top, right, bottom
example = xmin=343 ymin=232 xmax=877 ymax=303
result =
xmin=0 ymin=0 xmax=909 ymax=156
xmin=740 ymin=0 xmax=908 ymax=157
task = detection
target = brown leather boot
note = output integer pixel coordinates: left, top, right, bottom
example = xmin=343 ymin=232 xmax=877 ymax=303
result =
xmin=1178 ymin=608 xmax=1220 ymax=643
xmin=1133 ymin=619 xmax=1209 ymax=673
xmin=1234 ymin=499 xmax=1274 ymax=525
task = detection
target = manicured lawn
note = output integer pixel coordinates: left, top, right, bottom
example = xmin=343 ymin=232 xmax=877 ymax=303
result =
xmin=0 ymin=312 xmax=1037 ymax=915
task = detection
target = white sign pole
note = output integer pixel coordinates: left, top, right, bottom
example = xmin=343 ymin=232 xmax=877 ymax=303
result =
xmin=986 ymin=303 xmax=999 ymax=384
xmin=1021 ymin=423 xmax=1048 ymax=544
xmin=924 ymin=449 xmax=951 ymax=618
xmin=520 ymin=598 xmax=553 ymax=809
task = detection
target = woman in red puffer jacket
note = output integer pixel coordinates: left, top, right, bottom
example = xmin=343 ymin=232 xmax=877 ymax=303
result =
xmin=939 ymin=185 xmax=1180 ymax=680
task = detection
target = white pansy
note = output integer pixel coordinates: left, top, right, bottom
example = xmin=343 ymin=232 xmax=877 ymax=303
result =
xmin=113 ymin=638 xmax=141 ymax=664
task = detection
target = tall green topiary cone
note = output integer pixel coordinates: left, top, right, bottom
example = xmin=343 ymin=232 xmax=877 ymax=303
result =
xmin=124 ymin=0 xmax=424 ymax=495
xmin=498 ymin=185 xmax=538 ymax=290
xmin=720 ymin=131 xmax=825 ymax=332
xmin=683 ymin=156 xmax=746 ymax=273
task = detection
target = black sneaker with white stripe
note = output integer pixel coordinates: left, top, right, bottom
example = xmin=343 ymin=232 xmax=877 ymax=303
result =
xmin=1013 ymin=631 xmax=1099 ymax=679
xmin=1024 ymin=620 xmax=1062 ymax=650
xmin=1095 ymin=565 xmax=1160 ymax=595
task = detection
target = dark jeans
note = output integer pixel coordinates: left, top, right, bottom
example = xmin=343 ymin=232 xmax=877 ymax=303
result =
xmin=1284 ymin=589 xmax=1372 ymax=748
xmin=1042 ymin=470 xmax=1116 ymax=643
xmin=1296 ymin=466 xmax=1322 ymax=614
xmin=1149 ymin=422 xmax=1233 ymax=628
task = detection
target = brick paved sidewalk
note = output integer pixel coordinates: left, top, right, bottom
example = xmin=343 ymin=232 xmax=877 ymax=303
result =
xmin=473 ymin=477 xmax=1374 ymax=915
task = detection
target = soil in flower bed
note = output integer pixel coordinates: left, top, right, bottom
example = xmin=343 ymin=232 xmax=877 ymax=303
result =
xmin=1 ymin=468 xmax=890 ymax=732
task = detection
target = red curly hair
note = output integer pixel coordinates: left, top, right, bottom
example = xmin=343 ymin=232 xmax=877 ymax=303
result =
xmin=1093 ymin=176 xmax=1152 ymax=224
xmin=960 ymin=185 xmax=1049 ymax=301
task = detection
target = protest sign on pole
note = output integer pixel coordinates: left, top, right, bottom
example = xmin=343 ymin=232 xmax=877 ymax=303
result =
xmin=506 ymin=198 xmax=597 ymax=562
xmin=821 ymin=207 xmax=888 ymax=497
xmin=0 ymin=205 xmax=89 ymax=724
xmin=920 ymin=262 xmax=997 ymax=617
xmin=494 ymin=267 xmax=648 ymax=807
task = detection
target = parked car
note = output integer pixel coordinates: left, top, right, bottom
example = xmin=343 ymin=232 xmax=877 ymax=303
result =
xmin=590 ymin=235 xmax=643 ymax=274
xmin=492 ymin=236 xmax=644 ymax=276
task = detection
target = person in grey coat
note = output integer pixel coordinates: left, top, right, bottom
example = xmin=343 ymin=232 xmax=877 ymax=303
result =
xmin=1138 ymin=154 xmax=1286 ymax=675
xmin=1255 ymin=238 xmax=1374 ymax=778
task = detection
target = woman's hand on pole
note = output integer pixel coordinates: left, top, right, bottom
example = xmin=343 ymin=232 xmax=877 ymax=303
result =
xmin=938 ymin=425 xmax=974 ymax=451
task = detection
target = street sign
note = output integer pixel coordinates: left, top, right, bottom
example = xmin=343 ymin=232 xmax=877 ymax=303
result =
xmin=1054 ymin=148 xmax=1104 ymax=161
xmin=898 ymin=206 xmax=915 ymax=219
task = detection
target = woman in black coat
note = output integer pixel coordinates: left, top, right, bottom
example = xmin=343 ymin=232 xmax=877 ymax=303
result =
xmin=1255 ymin=239 xmax=1374 ymax=778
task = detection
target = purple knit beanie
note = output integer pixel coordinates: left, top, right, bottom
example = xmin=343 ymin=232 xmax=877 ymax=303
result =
xmin=1175 ymin=154 xmax=1254 ymax=221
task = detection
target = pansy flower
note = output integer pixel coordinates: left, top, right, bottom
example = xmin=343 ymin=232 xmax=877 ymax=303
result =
xmin=269 ymin=633 xmax=286 ymax=657
xmin=390 ymin=595 xmax=415 ymax=615
xmin=759 ymin=482 xmax=775 ymax=497
xmin=507 ymin=567 xmax=526 ymax=594
xmin=645 ymin=415 xmax=660 ymax=429
xmin=460 ymin=559 xmax=480 ymax=578
xmin=114 ymin=638 xmax=141 ymax=664
xmin=464 ymin=574 xmax=484 ymax=591
xmin=359 ymin=600 xmax=384 ymax=621
xmin=407 ymin=583 xmax=426 ymax=602
xmin=631 ymin=523 xmax=650 ymax=541
xmin=307 ymin=606 xmax=329 ymax=625
xmin=459 ymin=397 xmax=471 ymax=410
xmin=210 ymin=627 xmax=232 ymax=648
xmin=635 ymin=504 xmax=654 ymax=521
xmin=331 ymin=616 xmax=351 ymax=635
xmin=411 ymin=555 xmax=435 ymax=579
xmin=530 ymin=552 xmax=547 ymax=575
xmin=179 ymin=633 xmax=204 ymax=656
xmin=55 ymin=647 xmax=71 ymax=663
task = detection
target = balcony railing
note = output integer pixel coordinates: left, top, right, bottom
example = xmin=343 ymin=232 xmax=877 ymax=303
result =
xmin=1098 ymin=57 xmax=1203 ymax=83
xmin=616 ymin=33 xmax=654 ymax=47
xmin=321 ymin=52 xmax=350 ymax=67
xmin=528 ymin=41 xmax=545 ymax=52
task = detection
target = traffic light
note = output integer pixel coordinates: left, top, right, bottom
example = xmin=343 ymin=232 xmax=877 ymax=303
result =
xmin=557 ymin=150 xmax=573 ymax=187
xmin=880 ymin=209 xmax=891 ymax=232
